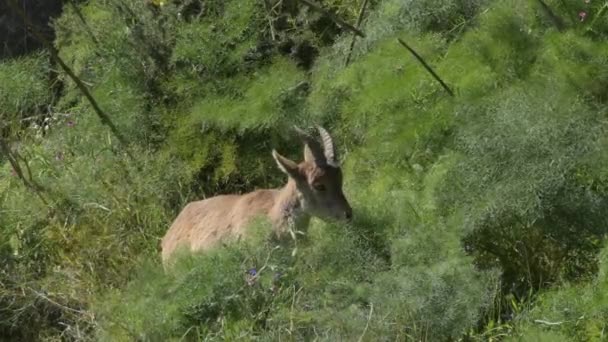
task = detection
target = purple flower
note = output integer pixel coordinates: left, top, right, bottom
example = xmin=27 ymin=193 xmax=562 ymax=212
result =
xmin=245 ymin=268 xmax=258 ymax=286
xmin=66 ymin=121 xmax=75 ymax=127
xmin=579 ymin=11 xmax=587 ymax=21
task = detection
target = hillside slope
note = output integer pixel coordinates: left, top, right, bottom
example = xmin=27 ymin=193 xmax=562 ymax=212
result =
xmin=1 ymin=0 xmax=607 ymax=340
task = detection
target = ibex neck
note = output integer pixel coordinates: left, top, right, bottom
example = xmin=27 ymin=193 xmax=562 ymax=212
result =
xmin=272 ymin=179 xmax=310 ymax=236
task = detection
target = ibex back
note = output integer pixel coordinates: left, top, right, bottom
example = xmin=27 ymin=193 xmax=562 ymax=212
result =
xmin=161 ymin=126 xmax=352 ymax=265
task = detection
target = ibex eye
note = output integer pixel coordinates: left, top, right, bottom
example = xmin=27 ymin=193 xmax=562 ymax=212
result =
xmin=313 ymin=184 xmax=326 ymax=192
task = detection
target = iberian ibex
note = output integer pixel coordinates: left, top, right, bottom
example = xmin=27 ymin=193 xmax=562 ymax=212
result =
xmin=161 ymin=126 xmax=352 ymax=265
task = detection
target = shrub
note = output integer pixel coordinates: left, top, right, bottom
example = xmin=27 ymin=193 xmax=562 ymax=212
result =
xmin=327 ymin=0 xmax=489 ymax=67
xmin=3 ymin=0 xmax=608 ymax=340
xmin=0 ymin=51 xmax=51 ymax=124
xmin=439 ymin=81 xmax=608 ymax=290
xmin=508 ymin=245 xmax=608 ymax=341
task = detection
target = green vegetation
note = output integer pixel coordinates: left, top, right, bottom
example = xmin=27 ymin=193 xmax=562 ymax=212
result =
xmin=1 ymin=0 xmax=608 ymax=340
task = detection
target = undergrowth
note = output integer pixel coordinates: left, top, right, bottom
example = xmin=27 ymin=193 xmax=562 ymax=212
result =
xmin=1 ymin=0 xmax=608 ymax=340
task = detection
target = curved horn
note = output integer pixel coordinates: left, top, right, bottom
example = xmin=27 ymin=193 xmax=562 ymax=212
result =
xmin=316 ymin=125 xmax=336 ymax=165
xmin=293 ymin=125 xmax=326 ymax=166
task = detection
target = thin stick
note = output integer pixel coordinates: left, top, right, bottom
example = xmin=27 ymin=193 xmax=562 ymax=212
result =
xmin=534 ymin=319 xmax=565 ymax=326
xmin=358 ymin=302 xmax=374 ymax=342
xmin=68 ymin=0 xmax=101 ymax=47
xmin=289 ymin=286 xmax=303 ymax=335
xmin=587 ymin=3 xmax=608 ymax=33
xmin=6 ymin=0 xmax=133 ymax=155
xmin=0 ymin=138 xmax=48 ymax=205
xmin=263 ymin=0 xmax=277 ymax=41
xmin=178 ymin=325 xmax=197 ymax=342
xmin=29 ymin=288 xmax=88 ymax=316
xmin=295 ymin=0 xmax=365 ymax=37
xmin=345 ymin=0 xmax=369 ymax=66
xmin=397 ymin=38 xmax=454 ymax=97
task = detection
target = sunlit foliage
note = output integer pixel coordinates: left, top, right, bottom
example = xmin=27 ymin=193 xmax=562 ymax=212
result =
xmin=1 ymin=0 xmax=608 ymax=340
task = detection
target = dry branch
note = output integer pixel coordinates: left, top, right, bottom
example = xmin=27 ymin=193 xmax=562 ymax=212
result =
xmin=534 ymin=319 xmax=566 ymax=326
xmin=0 ymin=137 xmax=48 ymax=204
xmin=68 ymin=0 xmax=101 ymax=47
xmin=345 ymin=0 xmax=369 ymax=66
xmin=6 ymin=0 xmax=133 ymax=157
xmin=358 ymin=302 xmax=374 ymax=342
xmin=397 ymin=38 xmax=454 ymax=97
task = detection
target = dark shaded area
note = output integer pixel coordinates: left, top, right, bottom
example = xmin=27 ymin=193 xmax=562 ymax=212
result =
xmin=0 ymin=0 xmax=64 ymax=60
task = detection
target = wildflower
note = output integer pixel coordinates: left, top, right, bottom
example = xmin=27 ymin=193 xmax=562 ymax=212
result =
xmin=579 ymin=11 xmax=587 ymax=21
xmin=67 ymin=121 xmax=75 ymax=127
xmin=245 ymin=268 xmax=258 ymax=286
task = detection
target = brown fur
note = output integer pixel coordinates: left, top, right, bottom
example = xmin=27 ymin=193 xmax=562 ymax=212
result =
xmin=160 ymin=127 xmax=352 ymax=266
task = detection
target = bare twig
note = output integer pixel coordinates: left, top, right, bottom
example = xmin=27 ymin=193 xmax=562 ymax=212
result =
xmin=345 ymin=0 xmax=369 ymax=66
xmin=271 ymin=0 xmax=284 ymax=13
xmin=0 ymin=138 xmax=48 ymax=204
xmin=295 ymin=0 xmax=365 ymax=37
xmin=534 ymin=319 xmax=565 ymax=326
xmin=6 ymin=0 xmax=134 ymax=158
xmin=263 ymin=0 xmax=277 ymax=41
xmin=29 ymin=288 xmax=88 ymax=316
xmin=397 ymin=38 xmax=454 ymax=97
xmin=178 ymin=325 xmax=197 ymax=342
xmin=587 ymin=3 xmax=608 ymax=33
xmin=68 ymin=0 xmax=102 ymax=47
xmin=83 ymin=202 xmax=112 ymax=212
xmin=19 ymin=112 xmax=73 ymax=122
xmin=289 ymin=285 xmax=303 ymax=335
xmin=358 ymin=302 xmax=374 ymax=342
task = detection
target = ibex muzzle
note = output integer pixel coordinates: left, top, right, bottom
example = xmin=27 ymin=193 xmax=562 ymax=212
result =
xmin=161 ymin=126 xmax=352 ymax=265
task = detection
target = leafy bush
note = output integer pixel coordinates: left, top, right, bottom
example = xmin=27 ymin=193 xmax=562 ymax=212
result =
xmin=94 ymin=182 xmax=492 ymax=340
xmin=327 ymin=0 xmax=489 ymax=67
xmin=2 ymin=0 xmax=608 ymax=340
xmin=508 ymin=245 xmax=608 ymax=341
xmin=440 ymin=83 xmax=608 ymax=292
xmin=0 ymin=51 xmax=51 ymax=123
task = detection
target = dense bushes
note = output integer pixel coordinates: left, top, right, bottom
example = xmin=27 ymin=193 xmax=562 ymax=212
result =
xmin=509 ymin=247 xmax=608 ymax=340
xmin=1 ymin=0 xmax=608 ymax=340
xmin=0 ymin=52 xmax=52 ymax=126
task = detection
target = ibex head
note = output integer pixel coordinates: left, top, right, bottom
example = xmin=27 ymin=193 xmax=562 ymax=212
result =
xmin=272 ymin=125 xmax=353 ymax=223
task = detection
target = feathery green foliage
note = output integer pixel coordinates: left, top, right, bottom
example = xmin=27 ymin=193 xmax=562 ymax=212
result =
xmin=509 ymin=248 xmax=608 ymax=341
xmin=2 ymin=0 xmax=608 ymax=340
xmin=0 ymin=51 xmax=51 ymax=124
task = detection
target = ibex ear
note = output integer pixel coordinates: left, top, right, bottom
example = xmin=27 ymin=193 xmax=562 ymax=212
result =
xmin=272 ymin=150 xmax=300 ymax=179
